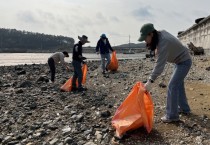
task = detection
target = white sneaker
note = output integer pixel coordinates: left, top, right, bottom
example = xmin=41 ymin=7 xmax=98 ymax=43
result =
xmin=49 ymin=80 xmax=54 ymax=84
xmin=161 ymin=115 xmax=179 ymax=123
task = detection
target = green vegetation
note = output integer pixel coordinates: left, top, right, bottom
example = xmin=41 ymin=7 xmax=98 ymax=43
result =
xmin=0 ymin=28 xmax=74 ymax=52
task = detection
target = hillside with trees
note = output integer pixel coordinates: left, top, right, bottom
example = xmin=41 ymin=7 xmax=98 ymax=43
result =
xmin=0 ymin=28 xmax=147 ymax=53
xmin=0 ymin=28 xmax=74 ymax=52
xmin=116 ymin=42 xmax=146 ymax=48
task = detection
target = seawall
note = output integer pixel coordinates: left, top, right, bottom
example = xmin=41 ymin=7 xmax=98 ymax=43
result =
xmin=178 ymin=15 xmax=210 ymax=54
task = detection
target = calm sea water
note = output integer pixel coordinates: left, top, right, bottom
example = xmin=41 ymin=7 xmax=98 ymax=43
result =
xmin=0 ymin=53 xmax=145 ymax=66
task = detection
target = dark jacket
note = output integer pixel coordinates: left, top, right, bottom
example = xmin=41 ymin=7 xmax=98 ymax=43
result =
xmin=72 ymin=41 xmax=83 ymax=62
xmin=96 ymin=38 xmax=113 ymax=54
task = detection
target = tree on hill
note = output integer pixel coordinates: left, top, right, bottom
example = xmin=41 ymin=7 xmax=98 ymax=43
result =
xmin=0 ymin=28 xmax=74 ymax=52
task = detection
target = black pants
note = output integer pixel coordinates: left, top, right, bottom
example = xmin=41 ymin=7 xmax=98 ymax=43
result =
xmin=48 ymin=58 xmax=55 ymax=82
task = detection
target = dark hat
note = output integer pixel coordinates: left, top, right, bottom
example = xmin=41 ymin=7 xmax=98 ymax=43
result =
xmin=78 ymin=35 xmax=90 ymax=43
xmin=100 ymin=34 xmax=106 ymax=38
xmin=138 ymin=23 xmax=155 ymax=42
xmin=62 ymin=51 xmax=69 ymax=57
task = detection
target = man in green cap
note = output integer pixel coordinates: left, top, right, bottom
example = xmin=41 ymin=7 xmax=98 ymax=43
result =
xmin=138 ymin=23 xmax=192 ymax=123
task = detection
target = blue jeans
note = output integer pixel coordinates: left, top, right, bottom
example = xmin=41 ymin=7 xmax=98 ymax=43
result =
xmin=72 ymin=60 xmax=83 ymax=88
xmin=166 ymin=59 xmax=192 ymax=119
xmin=100 ymin=53 xmax=111 ymax=72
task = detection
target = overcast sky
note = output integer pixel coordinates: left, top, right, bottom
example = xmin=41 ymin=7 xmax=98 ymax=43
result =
xmin=0 ymin=0 xmax=209 ymax=46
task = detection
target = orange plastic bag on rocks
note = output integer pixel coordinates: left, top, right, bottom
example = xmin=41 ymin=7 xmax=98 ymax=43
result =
xmin=111 ymin=82 xmax=154 ymax=138
xmin=60 ymin=64 xmax=87 ymax=92
xmin=107 ymin=50 xmax=118 ymax=71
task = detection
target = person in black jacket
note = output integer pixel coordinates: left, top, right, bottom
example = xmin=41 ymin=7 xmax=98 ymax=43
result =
xmin=72 ymin=35 xmax=89 ymax=92
xmin=96 ymin=34 xmax=114 ymax=74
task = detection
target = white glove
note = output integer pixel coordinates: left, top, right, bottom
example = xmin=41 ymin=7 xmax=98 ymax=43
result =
xmin=144 ymin=80 xmax=153 ymax=92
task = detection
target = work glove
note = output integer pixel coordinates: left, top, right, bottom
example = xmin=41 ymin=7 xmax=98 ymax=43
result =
xmin=144 ymin=79 xmax=154 ymax=92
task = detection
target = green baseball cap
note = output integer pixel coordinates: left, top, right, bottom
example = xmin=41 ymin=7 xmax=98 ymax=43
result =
xmin=138 ymin=23 xmax=155 ymax=41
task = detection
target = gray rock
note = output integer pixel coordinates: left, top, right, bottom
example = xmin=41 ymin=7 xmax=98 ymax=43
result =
xmin=15 ymin=89 xmax=24 ymax=94
xmin=84 ymin=141 xmax=97 ymax=145
xmin=41 ymin=86 xmax=47 ymax=91
xmin=95 ymin=131 xmax=102 ymax=141
xmin=64 ymin=137 xmax=74 ymax=144
xmin=49 ymin=138 xmax=59 ymax=145
xmin=17 ymin=70 xmax=26 ymax=75
xmin=2 ymin=136 xmax=12 ymax=144
xmin=205 ymin=66 xmax=210 ymax=71
xmin=0 ymin=135 xmax=3 ymax=142
xmin=19 ymin=81 xmax=32 ymax=88
xmin=43 ymin=120 xmax=52 ymax=126
xmin=33 ymin=129 xmax=47 ymax=137
xmin=62 ymin=126 xmax=71 ymax=135
xmin=48 ymin=123 xmax=58 ymax=130
xmin=84 ymin=129 xmax=93 ymax=136
xmin=71 ymin=114 xmax=84 ymax=122
xmin=100 ymin=110 xmax=111 ymax=118
xmin=29 ymin=102 xmax=37 ymax=110
xmin=36 ymin=75 xmax=49 ymax=82
xmin=195 ymin=136 xmax=203 ymax=144
xmin=7 ymin=141 xmax=20 ymax=145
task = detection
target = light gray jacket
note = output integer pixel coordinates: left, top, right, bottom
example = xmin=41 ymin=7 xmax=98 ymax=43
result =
xmin=49 ymin=52 xmax=65 ymax=65
xmin=150 ymin=30 xmax=191 ymax=81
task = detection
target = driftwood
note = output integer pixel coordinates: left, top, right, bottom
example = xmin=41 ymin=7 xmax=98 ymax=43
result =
xmin=187 ymin=42 xmax=205 ymax=55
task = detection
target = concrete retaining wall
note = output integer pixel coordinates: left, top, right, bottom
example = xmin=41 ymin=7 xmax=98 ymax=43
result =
xmin=178 ymin=15 xmax=210 ymax=51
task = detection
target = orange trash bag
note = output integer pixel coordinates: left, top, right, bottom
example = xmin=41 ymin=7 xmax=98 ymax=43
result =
xmin=60 ymin=64 xmax=87 ymax=92
xmin=107 ymin=50 xmax=118 ymax=71
xmin=111 ymin=82 xmax=154 ymax=138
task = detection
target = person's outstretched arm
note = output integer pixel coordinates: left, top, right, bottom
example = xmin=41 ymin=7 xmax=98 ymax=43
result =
xmin=59 ymin=53 xmax=69 ymax=71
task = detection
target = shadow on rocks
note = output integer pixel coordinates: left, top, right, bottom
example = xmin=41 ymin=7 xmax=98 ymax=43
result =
xmin=175 ymin=113 xmax=210 ymax=132
xmin=113 ymin=128 xmax=168 ymax=145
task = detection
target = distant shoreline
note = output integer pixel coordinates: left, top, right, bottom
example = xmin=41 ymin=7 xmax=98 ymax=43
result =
xmin=0 ymin=47 xmax=146 ymax=53
xmin=0 ymin=52 xmax=146 ymax=66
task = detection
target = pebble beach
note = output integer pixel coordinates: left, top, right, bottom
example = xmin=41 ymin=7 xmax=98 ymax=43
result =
xmin=0 ymin=55 xmax=210 ymax=145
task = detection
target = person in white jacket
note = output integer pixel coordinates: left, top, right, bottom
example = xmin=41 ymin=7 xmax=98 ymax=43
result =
xmin=138 ymin=23 xmax=192 ymax=123
xmin=48 ymin=51 xmax=70 ymax=83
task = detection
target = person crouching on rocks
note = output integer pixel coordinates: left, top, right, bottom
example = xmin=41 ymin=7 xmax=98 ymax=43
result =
xmin=48 ymin=51 xmax=70 ymax=83
xmin=96 ymin=34 xmax=114 ymax=74
xmin=72 ymin=35 xmax=89 ymax=92
xmin=138 ymin=23 xmax=192 ymax=123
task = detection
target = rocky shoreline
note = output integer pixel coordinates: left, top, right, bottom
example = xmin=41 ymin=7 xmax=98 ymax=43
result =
xmin=0 ymin=55 xmax=210 ymax=145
